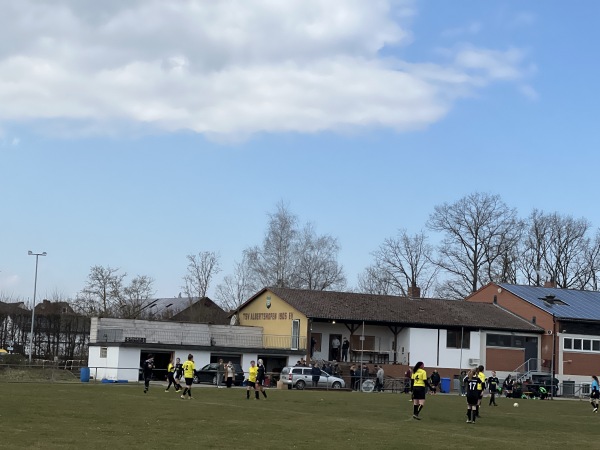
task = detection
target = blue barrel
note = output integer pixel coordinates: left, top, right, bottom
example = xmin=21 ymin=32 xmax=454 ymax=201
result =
xmin=441 ymin=377 xmax=451 ymax=393
xmin=80 ymin=367 xmax=90 ymax=383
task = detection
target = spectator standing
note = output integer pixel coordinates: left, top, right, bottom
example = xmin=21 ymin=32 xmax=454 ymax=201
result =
xmin=404 ymin=368 xmax=412 ymax=394
xmin=216 ymin=359 xmax=225 ymax=388
xmin=430 ymin=370 xmax=441 ymax=395
xmin=341 ymin=338 xmax=350 ymax=362
xmin=225 ymin=361 xmax=235 ymax=388
xmin=310 ymin=337 xmax=317 ymax=358
xmin=142 ymin=354 xmax=154 ymax=394
xmin=376 ymin=365 xmax=385 ymax=392
xmin=311 ymin=363 xmax=321 ymax=387
xmin=331 ymin=336 xmax=341 ymax=361
xmin=459 ymin=370 xmax=467 ymax=396
xmin=503 ymin=374 xmax=514 ymax=397
xmin=349 ymin=364 xmax=358 ymax=391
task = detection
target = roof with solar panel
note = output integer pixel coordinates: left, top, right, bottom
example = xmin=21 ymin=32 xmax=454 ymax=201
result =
xmin=498 ymin=283 xmax=600 ymax=321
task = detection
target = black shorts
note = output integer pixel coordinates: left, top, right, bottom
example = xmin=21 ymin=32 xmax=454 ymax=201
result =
xmin=412 ymin=386 xmax=426 ymax=400
xmin=591 ymin=391 xmax=599 ymax=400
xmin=478 ymin=390 xmax=483 ymax=399
xmin=467 ymin=393 xmax=479 ymax=406
xmin=184 ymin=377 xmax=193 ymax=386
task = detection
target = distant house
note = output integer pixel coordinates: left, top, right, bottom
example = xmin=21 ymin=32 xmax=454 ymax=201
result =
xmin=169 ymin=297 xmax=229 ymax=325
xmin=467 ymin=282 xmax=600 ymax=388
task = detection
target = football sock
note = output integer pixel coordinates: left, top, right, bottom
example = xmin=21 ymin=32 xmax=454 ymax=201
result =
xmin=418 ymin=405 xmax=423 ymax=413
xmin=247 ymin=391 xmax=250 ymax=399
xmin=413 ymin=405 xmax=419 ymax=416
xmin=467 ymin=409 xmax=472 ymax=420
xmin=262 ymin=391 xmax=267 ymax=398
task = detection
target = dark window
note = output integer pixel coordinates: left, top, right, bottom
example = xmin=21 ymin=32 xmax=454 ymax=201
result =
xmin=583 ymin=340 xmax=591 ymax=351
xmin=486 ymin=334 xmax=535 ymax=349
xmin=593 ymin=341 xmax=600 ymax=352
xmin=292 ymin=368 xmax=303 ymax=374
xmin=574 ymin=339 xmax=582 ymax=350
xmin=447 ymin=330 xmax=470 ymax=349
xmin=564 ymin=338 xmax=572 ymax=350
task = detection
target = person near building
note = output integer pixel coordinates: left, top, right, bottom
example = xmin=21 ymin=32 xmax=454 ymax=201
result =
xmin=503 ymin=374 xmax=514 ymax=397
xmin=376 ymin=365 xmax=385 ymax=392
xmin=404 ymin=368 xmax=412 ymax=394
xmin=349 ymin=364 xmax=359 ymax=391
xmin=331 ymin=336 xmax=341 ymax=361
xmin=180 ymin=354 xmax=195 ymax=399
xmin=246 ymin=360 xmax=258 ymax=399
xmin=411 ymin=361 xmax=431 ymax=420
xmin=165 ymin=357 xmax=177 ymax=392
xmin=459 ymin=370 xmax=467 ymax=396
xmin=430 ymin=370 xmax=441 ymax=394
xmin=590 ymin=375 xmax=599 ymax=413
xmin=217 ymin=358 xmax=225 ymax=388
xmin=142 ymin=354 xmax=154 ymax=394
xmin=341 ymin=337 xmax=350 ymax=362
xmin=464 ymin=370 xmax=480 ymax=423
xmin=225 ymin=361 xmax=235 ymax=388
xmin=487 ymin=371 xmax=499 ymax=406
xmin=311 ymin=363 xmax=321 ymax=388
xmin=255 ymin=359 xmax=268 ymax=399
xmin=310 ymin=336 xmax=317 ymax=358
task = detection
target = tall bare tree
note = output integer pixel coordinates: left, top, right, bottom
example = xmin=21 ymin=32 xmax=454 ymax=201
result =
xmin=359 ymin=230 xmax=437 ymax=297
xmin=182 ymin=251 xmax=221 ymax=299
xmin=427 ymin=192 xmax=520 ymax=299
xmin=79 ymin=266 xmax=125 ymax=316
xmin=119 ymin=275 xmax=156 ymax=319
xmin=214 ymin=255 xmax=253 ymax=322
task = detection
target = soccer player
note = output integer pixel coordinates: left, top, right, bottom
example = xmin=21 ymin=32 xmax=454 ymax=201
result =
xmin=174 ymin=357 xmax=183 ymax=391
xmin=590 ymin=375 xmax=599 ymax=413
xmin=475 ymin=365 xmax=486 ymax=418
xmin=255 ymin=359 xmax=268 ymax=399
xmin=142 ymin=354 xmax=154 ymax=394
xmin=180 ymin=354 xmax=195 ymax=399
xmin=165 ymin=357 xmax=176 ymax=392
xmin=487 ymin=370 xmax=499 ymax=406
xmin=464 ymin=370 xmax=480 ymax=423
xmin=246 ymin=360 xmax=258 ymax=399
xmin=411 ymin=361 xmax=431 ymax=420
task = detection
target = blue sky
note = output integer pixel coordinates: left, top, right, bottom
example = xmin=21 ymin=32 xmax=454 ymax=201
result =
xmin=1 ymin=0 xmax=600 ymax=303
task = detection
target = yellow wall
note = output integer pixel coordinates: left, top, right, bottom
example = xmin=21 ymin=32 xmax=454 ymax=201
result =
xmin=239 ymin=291 xmax=308 ymax=337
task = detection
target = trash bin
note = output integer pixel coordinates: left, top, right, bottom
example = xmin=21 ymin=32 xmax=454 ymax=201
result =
xmin=80 ymin=367 xmax=90 ymax=383
xmin=264 ymin=375 xmax=270 ymax=387
xmin=441 ymin=377 xmax=451 ymax=393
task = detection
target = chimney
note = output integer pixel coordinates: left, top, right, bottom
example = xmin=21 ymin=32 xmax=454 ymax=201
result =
xmin=408 ymin=285 xmax=421 ymax=298
xmin=544 ymin=277 xmax=557 ymax=288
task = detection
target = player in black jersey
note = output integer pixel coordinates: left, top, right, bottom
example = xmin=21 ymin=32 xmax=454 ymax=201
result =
xmin=487 ymin=370 xmax=499 ymax=406
xmin=464 ymin=370 xmax=480 ymax=423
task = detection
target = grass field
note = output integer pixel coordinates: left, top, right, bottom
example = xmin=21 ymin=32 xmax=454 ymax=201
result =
xmin=1 ymin=382 xmax=596 ymax=449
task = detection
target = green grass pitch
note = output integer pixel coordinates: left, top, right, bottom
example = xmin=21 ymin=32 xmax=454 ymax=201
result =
xmin=1 ymin=383 xmax=596 ymax=449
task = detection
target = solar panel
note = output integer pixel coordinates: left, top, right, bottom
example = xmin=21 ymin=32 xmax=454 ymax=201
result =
xmin=499 ymin=284 xmax=600 ymax=321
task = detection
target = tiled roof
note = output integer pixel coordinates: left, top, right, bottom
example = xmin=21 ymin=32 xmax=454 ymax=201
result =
xmin=249 ymin=287 xmax=542 ymax=333
xmin=498 ymin=284 xmax=600 ymax=321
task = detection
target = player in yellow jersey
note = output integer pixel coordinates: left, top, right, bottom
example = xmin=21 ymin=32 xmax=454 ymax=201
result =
xmin=411 ymin=361 xmax=431 ymax=420
xmin=180 ymin=354 xmax=195 ymax=399
xmin=476 ymin=365 xmax=486 ymax=418
xmin=246 ymin=360 xmax=258 ymax=399
xmin=165 ymin=357 xmax=176 ymax=392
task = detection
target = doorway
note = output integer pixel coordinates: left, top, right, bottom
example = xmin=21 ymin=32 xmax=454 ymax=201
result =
xmin=329 ymin=334 xmax=342 ymax=361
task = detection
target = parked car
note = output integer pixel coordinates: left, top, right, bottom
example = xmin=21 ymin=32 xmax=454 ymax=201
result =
xmin=193 ymin=363 xmax=245 ymax=386
xmin=280 ymin=366 xmax=345 ymax=390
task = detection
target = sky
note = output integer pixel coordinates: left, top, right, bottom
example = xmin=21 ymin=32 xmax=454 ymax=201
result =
xmin=1 ymin=0 xmax=600 ymax=304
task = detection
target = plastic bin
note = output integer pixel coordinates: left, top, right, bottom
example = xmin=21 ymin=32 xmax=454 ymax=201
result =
xmin=80 ymin=367 xmax=90 ymax=383
xmin=441 ymin=377 xmax=451 ymax=393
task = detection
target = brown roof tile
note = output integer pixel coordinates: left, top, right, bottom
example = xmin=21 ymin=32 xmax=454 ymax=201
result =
xmin=258 ymin=287 xmax=542 ymax=333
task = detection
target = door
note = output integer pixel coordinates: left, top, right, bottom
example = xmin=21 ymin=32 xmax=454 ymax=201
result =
xmin=524 ymin=338 xmax=538 ymax=371
xmin=291 ymin=320 xmax=300 ymax=350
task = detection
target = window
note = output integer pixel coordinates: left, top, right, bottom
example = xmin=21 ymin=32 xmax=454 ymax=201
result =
xmin=291 ymin=320 xmax=300 ymax=350
xmin=583 ymin=340 xmax=591 ymax=351
xmin=564 ymin=338 xmax=572 ymax=350
xmin=486 ymin=334 xmax=536 ymax=349
xmin=100 ymin=347 xmax=107 ymax=358
xmin=447 ymin=330 xmax=470 ymax=349
xmin=594 ymin=341 xmax=600 ymax=352
xmin=311 ymin=333 xmax=322 ymax=352
xmin=573 ymin=339 xmax=582 ymax=350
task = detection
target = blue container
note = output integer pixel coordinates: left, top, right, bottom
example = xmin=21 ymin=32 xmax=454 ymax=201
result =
xmin=440 ymin=377 xmax=451 ymax=393
xmin=80 ymin=367 xmax=90 ymax=383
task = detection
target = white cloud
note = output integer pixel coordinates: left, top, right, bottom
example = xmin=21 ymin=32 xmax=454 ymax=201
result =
xmin=0 ymin=0 xmax=534 ymax=138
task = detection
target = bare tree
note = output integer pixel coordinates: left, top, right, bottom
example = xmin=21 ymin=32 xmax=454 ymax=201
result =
xmin=427 ymin=192 xmax=520 ymax=299
xmin=360 ymin=230 xmax=437 ymax=297
xmin=182 ymin=251 xmax=221 ymax=299
xmin=119 ymin=275 xmax=156 ymax=319
xmin=358 ymin=263 xmax=401 ymax=296
xmin=582 ymin=229 xmax=600 ymax=290
xmin=245 ymin=201 xmax=346 ymax=292
xmin=518 ymin=209 xmax=550 ymax=286
xmin=293 ymin=223 xmax=346 ymax=290
xmin=79 ymin=266 xmax=125 ymax=316
xmin=214 ymin=255 xmax=253 ymax=321
xmin=246 ymin=201 xmax=298 ymax=290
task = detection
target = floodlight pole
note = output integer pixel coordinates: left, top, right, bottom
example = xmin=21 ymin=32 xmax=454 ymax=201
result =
xmin=28 ymin=250 xmax=47 ymax=364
